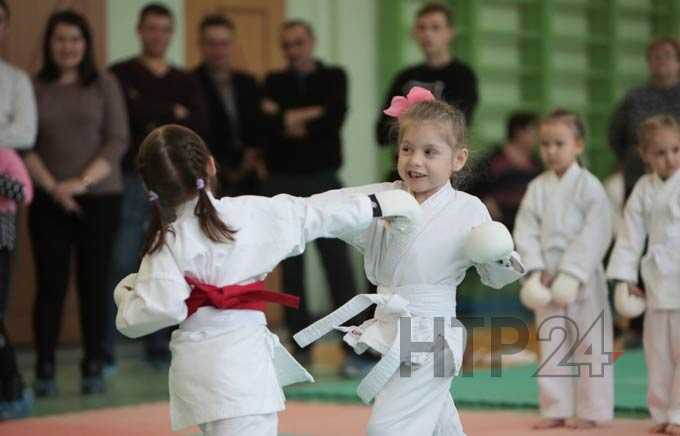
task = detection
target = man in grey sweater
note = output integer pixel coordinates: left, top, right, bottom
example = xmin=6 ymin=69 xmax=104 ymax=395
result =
xmin=609 ymin=37 xmax=680 ymax=198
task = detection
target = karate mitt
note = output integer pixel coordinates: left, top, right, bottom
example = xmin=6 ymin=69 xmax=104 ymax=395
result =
xmin=550 ymin=273 xmax=580 ymax=307
xmin=614 ymin=282 xmax=646 ymax=318
xmin=463 ymin=221 xmax=514 ymax=264
xmin=519 ymin=272 xmax=552 ymax=310
xmin=372 ymin=190 xmax=423 ymax=229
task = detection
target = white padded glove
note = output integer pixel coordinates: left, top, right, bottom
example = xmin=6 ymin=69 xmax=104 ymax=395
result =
xmin=614 ymin=282 xmax=646 ymax=318
xmin=519 ymin=272 xmax=552 ymax=310
xmin=372 ymin=190 xmax=423 ymax=226
xmin=463 ymin=221 xmax=514 ymax=264
xmin=550 ymin=273 xmax=580 ymax=307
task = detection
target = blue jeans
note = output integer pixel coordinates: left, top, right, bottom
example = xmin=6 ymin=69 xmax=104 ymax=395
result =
xmin=103 ymin=174 xmax=151 ymax=362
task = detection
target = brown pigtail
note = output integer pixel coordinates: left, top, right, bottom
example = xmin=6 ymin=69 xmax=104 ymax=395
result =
xmin=137 ymin=125 xmax=237 ymax=255
xmin=195 ymin=185 xmax=235 ymax=244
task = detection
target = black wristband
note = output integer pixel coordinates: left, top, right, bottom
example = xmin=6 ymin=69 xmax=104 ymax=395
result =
xmin=369 ymin=194 xmax=382 ymax=217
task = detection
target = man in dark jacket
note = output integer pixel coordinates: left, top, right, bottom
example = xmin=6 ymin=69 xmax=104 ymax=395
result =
xmin=193 ymin=14 xmax=264 ymax=197
xmin=261 ymin=20 xmax=370 ymax=376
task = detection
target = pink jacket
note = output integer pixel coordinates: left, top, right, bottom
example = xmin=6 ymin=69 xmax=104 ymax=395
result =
xmin=0 ymin=148 xmax=33 ymax=213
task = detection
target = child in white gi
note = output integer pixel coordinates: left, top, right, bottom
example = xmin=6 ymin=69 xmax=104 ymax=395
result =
xmin=607 ymin=114 xmax=680 ymax=435
xmin=113 ymin=125 xmax=422 ymax=436
xmin=294 ymin=87 xmax=525 ymax=436
xmin=514 ymin=109 xmax=614 ymax=429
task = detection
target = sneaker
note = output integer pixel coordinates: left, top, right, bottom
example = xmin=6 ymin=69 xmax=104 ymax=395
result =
xmin=339 ymin=354 xmax=375 ymax=379
xmin=32 ymin=378 xmax=57 ymax=398
xmin=0 ymin=389 xmax=33 ymax=421
xmin=81 ymin=375 xmax=105 ymax=395
xmin=103 ymin=361 xmax=118 ymax=378
xmin=0 ymin=390 xmax=32 ymax=421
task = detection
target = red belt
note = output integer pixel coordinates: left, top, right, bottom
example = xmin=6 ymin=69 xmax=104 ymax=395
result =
xmin=184 ymin=276 xmax=300 ymax=317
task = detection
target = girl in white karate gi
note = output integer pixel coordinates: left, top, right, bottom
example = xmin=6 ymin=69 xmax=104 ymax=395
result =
xmin=607 ymin=114 xmax=680 ymax=435
xmin=113 ymin=125 xmax=422 ymax=436
xmin=514 ymin=109 xmax=614 ymax=429
xmin=294 ymin=87 xmax=525 ymax=436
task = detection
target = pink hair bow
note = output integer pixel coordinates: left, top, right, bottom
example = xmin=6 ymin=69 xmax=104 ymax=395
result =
xmin=383 ymin=86 xmax=435 ymax=118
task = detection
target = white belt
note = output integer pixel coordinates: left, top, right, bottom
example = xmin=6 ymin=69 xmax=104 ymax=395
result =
xmin=294 ymin=285 xmax=455 ymax=403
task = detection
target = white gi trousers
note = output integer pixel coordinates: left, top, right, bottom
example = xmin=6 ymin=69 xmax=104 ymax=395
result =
xmin=534 ymin=293 xmax=614 ymax=422
xmin=368 ymin=340 xmax=466 ymax=436
xmin=644 ymin=310 xmax=680 ymax=425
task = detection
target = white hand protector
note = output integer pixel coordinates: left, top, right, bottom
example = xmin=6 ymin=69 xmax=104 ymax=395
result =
xmin=463 ymin=221 xmax=514 ymax=264
xmin=372 ymin=190 xmax=423 ymax=226
xmin=550 ymin=273 xmax=580 ymax=307
xmin=519 ymin=272 xmax=552 ymax=310
xmin=614 ymin=282 xmax=646 ymax=318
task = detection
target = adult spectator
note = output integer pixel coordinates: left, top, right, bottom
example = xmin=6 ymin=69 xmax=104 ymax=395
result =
xmin=470 ymin=111 xmax=542 ymax=232
xmin=261 ymin=20 xmax=368 ymax=374
xmin=376 ymin=2 xmax=478 ymax=150
xmin=24 ymin=9 xmax=128 ymax=396
xmin=609 ymin=36 xmax=680 ymax=198
xmin=109 ymin=2 xmax=207 ymax=369
xmin=192 ymin=14 xmax=264 ymax=197
xmin=0 ymin=0 xmax=37 ymax=419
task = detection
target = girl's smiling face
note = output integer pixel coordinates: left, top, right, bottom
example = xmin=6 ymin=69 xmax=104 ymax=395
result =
xmin=397 ymin=121 xmax=467 ymax=203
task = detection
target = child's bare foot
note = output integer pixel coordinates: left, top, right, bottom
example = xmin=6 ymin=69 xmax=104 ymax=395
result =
xmin=566 ymin=418 xmax=597 ymax=429
xmin=666 ymin=424 xmax=680 ymax=435
xmin=649 ymin=423 xmax=668 ymax=433
xmin=532 ymin=418 xmax=566 ymax=430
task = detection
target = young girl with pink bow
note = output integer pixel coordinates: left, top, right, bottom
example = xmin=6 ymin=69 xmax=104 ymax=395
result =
xmin=295 ymin=87 xmax=525 ymax=436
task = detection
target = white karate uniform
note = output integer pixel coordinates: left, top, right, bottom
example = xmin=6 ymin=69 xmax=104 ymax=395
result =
xmin=607 ymin=169 xmax=680 ymax=425
xmin=114 ymin=191 xmax=375 ymax=434
xmin=514 ymin=162 xmax=614 ymax=422
xmin=295 ymin=181 xmax=524 ymax=436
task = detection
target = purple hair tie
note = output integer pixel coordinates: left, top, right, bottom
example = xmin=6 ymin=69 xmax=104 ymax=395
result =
xmin=196 ymin=178 xmax=206 ymax=190
xmin=148 ymin=191 xmax=159 ymax=202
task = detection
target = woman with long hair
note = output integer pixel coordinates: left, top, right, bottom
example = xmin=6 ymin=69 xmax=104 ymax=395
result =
xmin=24 ymin=9 xmax=128 ymax=396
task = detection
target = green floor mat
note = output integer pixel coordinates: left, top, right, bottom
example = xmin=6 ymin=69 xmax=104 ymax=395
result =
xmin=284 ymin=350 xmax=649 ymax=417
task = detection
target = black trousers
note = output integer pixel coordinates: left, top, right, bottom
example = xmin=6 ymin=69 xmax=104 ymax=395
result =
xmin=29 ymin=191 xmax=121 ymax=377
xmin=262 ymin=171 xmax=367 ymax=339
xmin=0 ymin=247 xmax=24 ymax=401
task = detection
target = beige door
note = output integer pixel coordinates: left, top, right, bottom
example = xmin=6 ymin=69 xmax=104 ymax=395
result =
xmin=184 ymin=0 xmax=285 ymax=78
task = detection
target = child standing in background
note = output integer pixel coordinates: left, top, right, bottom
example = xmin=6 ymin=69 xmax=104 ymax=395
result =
xmin=607 ymin=114 xmax=680 ymax=435
xmin=0 ymin=148 xmax=33 ymax=420
xmin=514 ymin=109 xmax=614 ymax=429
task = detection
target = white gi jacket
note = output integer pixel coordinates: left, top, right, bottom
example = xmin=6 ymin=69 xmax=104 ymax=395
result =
xmin=514 ymin=163 xmax=613 ymax=291
xmin=607 ymin=169 xmax=680 ymax=310
xmin=295 ymin=181 xmax=524 ymax=403
xmin=514 ymin=163 xmax=615 ymax=422
xmin=114 ymin=191 xmax=374 ymax=431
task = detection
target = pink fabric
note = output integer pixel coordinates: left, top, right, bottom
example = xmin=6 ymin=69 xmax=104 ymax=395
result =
xmin=383 ymin=86 xmax=435 ymax=118
xmin=0 ymin=148 xmax=33 ymax=213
